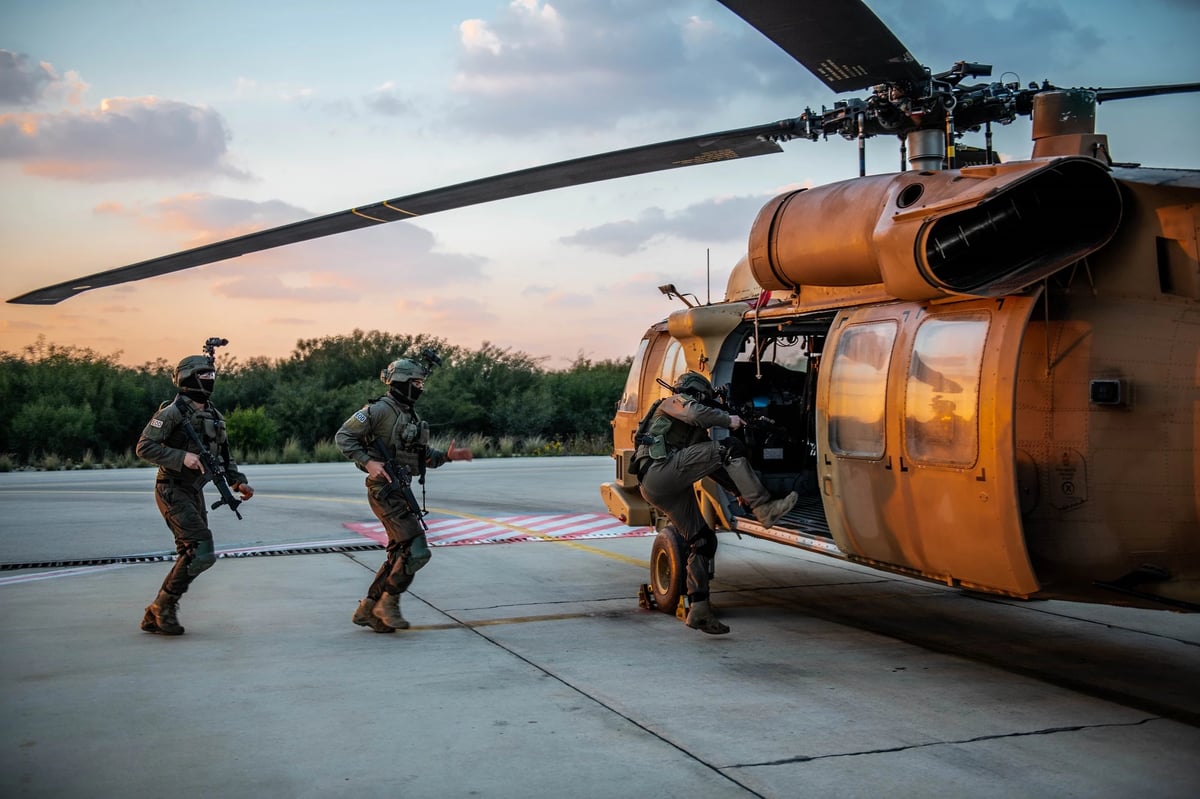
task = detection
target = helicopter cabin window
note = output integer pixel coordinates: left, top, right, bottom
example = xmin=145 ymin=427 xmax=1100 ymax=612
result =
xmin=617 ymin=339 xmax=650 ymax=413
xmin=659 ymin=341 xmax=688 ymax=399
xmin=904 ymin=315 xmax=989 ymax=467
xmin=828 ymin=321 xmax=897 ymax=458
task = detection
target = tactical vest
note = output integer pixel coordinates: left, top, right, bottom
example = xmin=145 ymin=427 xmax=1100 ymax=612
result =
xmin=166 ymin=398 xmax=227 ymax=462
xmin=370 ymin=395 xmax=430 ymax=471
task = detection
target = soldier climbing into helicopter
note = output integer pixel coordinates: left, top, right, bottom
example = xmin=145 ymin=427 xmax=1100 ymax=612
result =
xmin=632 ymin=370 xmax=797 ymax=635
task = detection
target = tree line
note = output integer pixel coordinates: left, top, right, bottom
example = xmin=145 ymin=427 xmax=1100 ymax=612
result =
xmin=0 ymin=331 xmax=631 ymax=468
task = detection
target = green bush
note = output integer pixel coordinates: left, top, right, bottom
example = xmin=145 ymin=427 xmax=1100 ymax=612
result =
xmin=312 ymin=438 xmax=343 ymax=462
xmin=10 ymin=399 xmax=97 ymax=461
xmin=225 ymin=406 xmax=280 ymax=452
xmin=0 ymin=332 xmax=633 ymax=468
xmin=280 ymin=437 xmax=306 ymax=464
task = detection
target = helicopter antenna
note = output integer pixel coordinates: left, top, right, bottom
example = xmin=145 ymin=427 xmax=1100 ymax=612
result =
xmin=706 ymin=248 xmax=711 ymax=306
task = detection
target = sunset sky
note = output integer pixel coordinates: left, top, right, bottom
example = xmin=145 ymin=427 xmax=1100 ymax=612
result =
xmin=2 ymin=0 xmax=1198 ymax=370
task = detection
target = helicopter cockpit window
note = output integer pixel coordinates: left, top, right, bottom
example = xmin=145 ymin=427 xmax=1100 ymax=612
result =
xmin=828 ymin=321 xmax=897 ymax=458
xmin=617 ymin=338 xmax=650 ymax=413
xmin=904 ymin=314 xmax=988 ymax=467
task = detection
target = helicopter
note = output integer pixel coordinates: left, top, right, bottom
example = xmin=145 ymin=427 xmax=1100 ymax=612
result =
xmin=7 ymin=1 xmax=1198 ymax=612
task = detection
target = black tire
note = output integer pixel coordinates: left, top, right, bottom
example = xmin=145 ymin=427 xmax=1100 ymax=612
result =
xmin=649 ymin=527 xmax=687 ymax=615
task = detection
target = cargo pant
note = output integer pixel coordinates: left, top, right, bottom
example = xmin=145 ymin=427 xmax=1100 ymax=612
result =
xmin=365 ymin=479 xmax=430 ymax=599
xmin=154 ymin=478 xmax=217 ymax=596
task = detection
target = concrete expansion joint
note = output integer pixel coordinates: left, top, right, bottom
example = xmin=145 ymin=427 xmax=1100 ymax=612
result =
xmin=726 ymin=717 xmax=1163 ymax=768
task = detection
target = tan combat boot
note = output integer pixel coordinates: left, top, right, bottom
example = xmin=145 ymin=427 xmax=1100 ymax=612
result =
xmin=753 ymin=491 xmax=798 ymax=529
xmin=372 ymin=591 xmax=410 ymax=630
xmin=685 ymin=600 xmax=730 ymax=635
xmin=143 ymin=590 xmax=184 ymax=635
xmin=353 ymin=597 xmax=396 ymax=633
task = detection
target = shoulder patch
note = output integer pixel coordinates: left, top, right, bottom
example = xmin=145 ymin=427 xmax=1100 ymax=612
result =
xmin=150 ymin=418 xmax=164 ymax=428
xmin=354 ymin=410 xmax=368 ymax=424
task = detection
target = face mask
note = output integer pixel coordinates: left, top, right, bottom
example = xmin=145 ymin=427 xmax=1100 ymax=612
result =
xmin=181 ymin=371 xmax=216 ymax=402
xmin=389 ymin=381 xmax=422 ymax=404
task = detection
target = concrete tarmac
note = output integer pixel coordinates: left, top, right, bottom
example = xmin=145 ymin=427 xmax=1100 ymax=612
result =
xmin=2 ymin=461 xmax=1198 ymax=798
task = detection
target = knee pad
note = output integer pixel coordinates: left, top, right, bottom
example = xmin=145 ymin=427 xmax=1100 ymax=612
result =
xmin=186 ymin=540 xmax=217 ymax=577
xmin=689 ymin=527 xmax=718 ymax=560
xmin=403 ymin=535 xmax=432 ymax=575
xmin=719 ymin=437 xmax=748 ymax=464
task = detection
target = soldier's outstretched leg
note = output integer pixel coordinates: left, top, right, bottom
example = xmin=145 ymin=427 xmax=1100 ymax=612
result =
xmin=722 ymin=452 xmax=797 ymax=529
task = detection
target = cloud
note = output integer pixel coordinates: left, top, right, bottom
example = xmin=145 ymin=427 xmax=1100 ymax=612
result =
xmin=134 ymin=193 xmax=310 ymax=244
xmin=395 ymin=295 xmax=500 ymax=327
xmin=213 ymin=273 xmax=362 ymax=303
xmin=0 ymin=96 xmax=249 ymax=181
xmin=87 ymin=192 xmax=490 ymax=300
xmin=559 ymin=193 xmax=767 ymax=254
xmin=872 ymin=0 xmax=1105 ymax=76
xmin=520 ymin=285 xmax=595 ymax=309
xmin=0 ymin=50 xmax=88 ymax=107
xmin=446 ymin=0 xmax=813 ymax=135
xmin=364 ymin=81 xmax=412 ymax=117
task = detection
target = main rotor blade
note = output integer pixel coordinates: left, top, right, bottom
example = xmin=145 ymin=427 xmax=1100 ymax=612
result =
xmin=1092 ymin=82 xmax=1200 ymax=103
xmin=9 ymin=123 xmax=790 ymax=305
xmin=718 ymin=0 xmax=925 ymax=93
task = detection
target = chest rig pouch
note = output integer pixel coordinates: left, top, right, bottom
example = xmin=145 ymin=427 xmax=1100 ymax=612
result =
xmin=397 ymin=420 xmax=430 ymax=449
xmin=645 ymin=413 xmax=673 ymax=460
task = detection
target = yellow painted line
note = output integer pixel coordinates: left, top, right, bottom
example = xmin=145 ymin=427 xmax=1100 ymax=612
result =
xmin=401 ymin=611 xmax=629 ymax=632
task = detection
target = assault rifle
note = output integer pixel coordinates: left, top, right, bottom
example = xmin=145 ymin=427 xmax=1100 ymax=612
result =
xmin=179 ymin=411 xmax=244 ymax=520
xmin=373 ymin=437 xmax=429 ymax=531
xmin=654 ymin=377 xmax=771 ymax=423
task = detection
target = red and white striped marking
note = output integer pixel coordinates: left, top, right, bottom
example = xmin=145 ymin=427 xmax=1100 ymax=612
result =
xmin=344 ymin=513 xmax=653 ymax=547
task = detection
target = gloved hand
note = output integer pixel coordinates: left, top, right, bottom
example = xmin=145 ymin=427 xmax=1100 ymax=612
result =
xmin=446 ymin=439 xmax=473 ymax=462
xmin=231 ymin=483 xmax=255 ymax=500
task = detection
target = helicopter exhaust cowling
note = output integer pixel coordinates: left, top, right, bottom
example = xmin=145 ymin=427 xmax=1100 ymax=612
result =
xmin=748 ymin=156 xmax=1123 ymax=300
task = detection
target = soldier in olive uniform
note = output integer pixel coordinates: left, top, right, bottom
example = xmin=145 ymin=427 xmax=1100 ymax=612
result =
xmin=633 ymin=371 xmax=797 ymax=635
xmin=135 ymin=355 xmax=254 ymax=635
xmin=336 ymin=357 xmax=473 ymax=633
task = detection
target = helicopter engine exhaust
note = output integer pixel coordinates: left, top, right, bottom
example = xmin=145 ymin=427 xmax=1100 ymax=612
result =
xmin=747 ymin=156 xmax=1123 ymax=299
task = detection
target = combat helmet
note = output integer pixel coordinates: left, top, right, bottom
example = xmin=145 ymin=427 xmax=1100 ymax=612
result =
xmin=380 ymin=358 xmax=428 ymax=403
xmin=673 ymin=370 xmax=714 ymax=401
xmin=174 ymin=355 xmax=216 ymax=401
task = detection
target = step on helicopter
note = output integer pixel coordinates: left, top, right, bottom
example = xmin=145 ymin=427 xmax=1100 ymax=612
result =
xmin=9 ymin=1 xmax=1199 ymax=611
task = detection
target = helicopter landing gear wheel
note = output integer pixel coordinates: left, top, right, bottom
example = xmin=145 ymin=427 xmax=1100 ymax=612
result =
xmin=649 ymin=526 xmax=687 ymax=616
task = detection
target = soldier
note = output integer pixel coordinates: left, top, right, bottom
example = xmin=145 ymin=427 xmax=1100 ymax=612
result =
xmin=135 ymin=354 xmax=253 ymax=635
xmin=336 ymin=355 xmax=473 ymax=633
xmin=633 ymin=370 xmax=797 ymax=635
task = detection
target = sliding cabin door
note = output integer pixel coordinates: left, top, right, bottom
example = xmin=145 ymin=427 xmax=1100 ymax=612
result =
xmin=817 ymin=298 xmax=1040 ymax=596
